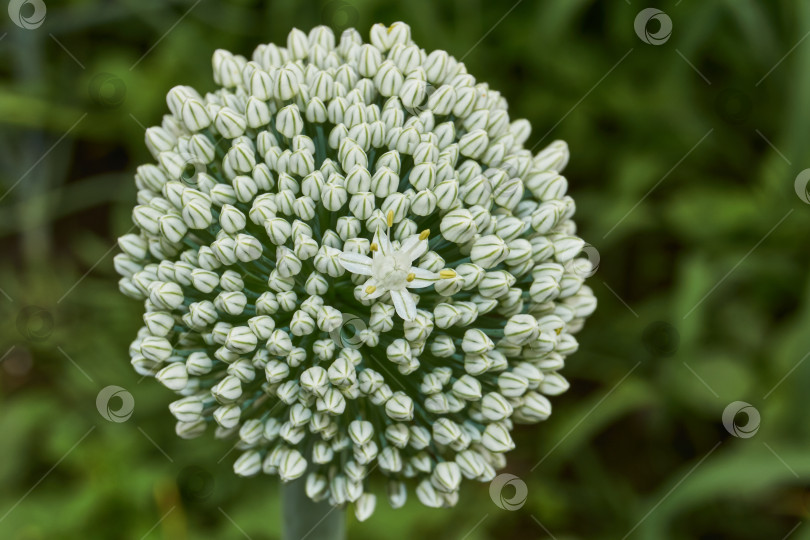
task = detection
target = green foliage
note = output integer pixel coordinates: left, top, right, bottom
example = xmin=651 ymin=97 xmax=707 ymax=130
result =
xmin=1 ymin=0 xmax=808 ymax=538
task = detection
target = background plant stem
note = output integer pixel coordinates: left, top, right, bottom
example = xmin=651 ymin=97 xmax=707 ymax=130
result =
xmin=282 ymin=479 xmax=345 ymax=540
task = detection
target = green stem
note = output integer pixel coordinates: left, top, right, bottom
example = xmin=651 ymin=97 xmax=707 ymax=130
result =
xmin=282 ymin=479 xmax=346 ymax=540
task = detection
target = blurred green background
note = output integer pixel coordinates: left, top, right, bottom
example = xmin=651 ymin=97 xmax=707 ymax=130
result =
xmin=2 ymin=0 xmax=809 ymax=538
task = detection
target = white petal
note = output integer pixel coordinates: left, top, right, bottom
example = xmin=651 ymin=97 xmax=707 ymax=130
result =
xmin=390 ymin=290 xmax=416 ymax=321
xmin=361 ymin=278 xmax=387 ymax=300
xmin=338 ymin=252 xmax=373 ymax=276
xmin=406 ymin=266 xmax=438 ymax=288
xmin=374 ymin=229 xmax=393 ymax=256
xmin=400 ymin=235 xmax=428 ymax=262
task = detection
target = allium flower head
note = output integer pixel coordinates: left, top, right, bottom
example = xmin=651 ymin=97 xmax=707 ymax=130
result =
xmin=115 ymin=21 xmax=597 ymax=521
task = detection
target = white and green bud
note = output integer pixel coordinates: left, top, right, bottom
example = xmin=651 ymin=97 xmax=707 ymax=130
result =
xmin=481 ymin=422 xmax=515 ymax=453
xmin=385 ymin=392 xmax=414 ymax=421
xmin=169 ymin=396 xmax=203 ymax=423
xmin=156 ymin=362 xmax=188 ymax=391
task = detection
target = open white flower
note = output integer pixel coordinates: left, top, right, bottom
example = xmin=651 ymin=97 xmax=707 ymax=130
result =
xmin=339 ymin=214 xmax=452 ymax=321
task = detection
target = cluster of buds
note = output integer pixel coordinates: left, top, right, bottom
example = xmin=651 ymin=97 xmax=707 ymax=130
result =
xmin=115 ymin=22 xmax=596 ymax=521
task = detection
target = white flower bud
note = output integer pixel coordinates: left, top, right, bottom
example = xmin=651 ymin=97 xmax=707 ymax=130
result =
xmin=433 ymin=303 xmax=460 ymax=329
xmin=531 ymin=200 xmax=566 ymax=234
xmin=312 ymin=440 xmax=334 ymax=464
xmin=225 ymin=326 xmax=258 ymax=354
xmin=312 ymin=338 xmax=337 ymax=362
xmin=350 ymin=492 xmax=375 ymax=522
xmin=274 ymin=67 xmax=300 ymax=101
xmin=119 ymin=233 xmax=149 ymax=260
xmin=279 ymin=449 xmax=307 ymax=482
xmin=249 ymin=69 xmax=274 ymax=100
xmin=232 ymin=450 xmax=261 ymax=477
xmin=267 ymin=329 xmax=293 ymax=355
xmin=534 ymin=140 xmax=569 ymax=172
xmin=314 ymin=306 xmax=340 ymax=333
xmin=375 ymin=61 xmax=404 ymax=97
xmin=276 ymin=104 xmax=303 ymax=138
xmin=481 ymin=392 xmax=513 ymax=421
xmin=517 ymin=391 xmax=552 ymax=423
xmin=214 ymin=108 xmax=246 ymax=139
xmin=156 ymin=362 xmax=187 ymax=391
xmin=317 ymin=387 xmax=347 ymax=415
xmin=228 ymin=358 xmax=255 ymax=383
xmin=212 ymin=375 xmax=243 ymax=402
xmin=348 ymin=420 xmax=374 ymax=446
xmin=180 ymin=98 xmax=211 ymax=132
xmin=280 ymin=421 xmax=306 ymax=444
xmin=264 ymin=360 xmax=289 ymax=384
xmin=451 ymin=374 xmax=482 ymax=401
xmin=143 ymin=311 xmax=174 ymax=337
xmin=245 ymin=96 xmax=271 ymax=128
xmin=427 ymin=336 xmax=454 ymax=358
xmin=374 ymin=427 xmax=407 ymax=455
xmin=458 ymin=129 xmax=488 ymax=159
xmin=348 ymin=192 xmax=376 ymax=219
xmin=321 ymin=182 xmax=348 ymax=211
xmin=400 ymin=77 xmax=427 ymax=109
xmin=214 ymin=291 xmax=247 ymax=316
xmin=305 ymin=472 xmax=329 ymax=502
xmin=140 ymin=336 xmax=172 ymax=362
xmin=526 ymin=170 xmax=567 ymax=201
xmin=150 ymin=282 xmax=184 ymax=310
xmin=345 ymin=166 xmax=371 ymax=194
xmin=415 ymin=479 xmax=442 ymax=508
xmin=276 ymin=380 xmax=300 ymax=404
xmin=145 ymin=127 xmax=176 ymax=158
xmin=462 ymin=329 xmax=494 ymax=355
xmin=306 ymin=97 xmax=328 ymax=122
xmin=503 ymin=314 xmax=539 ymax=345
xmin=440 ymin=209 xmax=477 ymax=243
xmin=553 ymin=235 xmax=585 ymax=263
xmin=481 ymin=422 xmax=515 ymax=453
xmin=409 ymin=189 xmax=436 ymax=216
xmin=357 ymin=44 xmax=382 ymax=77
xmin=264 ymin=217 xmax=292 ymax=245
xmin=386 ymin=338 xmax=412 ymax=365
xmin=385 ymin=391 xmax=414 ymax=421
xmin=290 ymin=310 xmax=316 ymax=336
xmin=132 ymin=204 xmax=162 ymax=235
xmin=287 ymin=27 xmax=308 ymax=59
xmin=185 ymin=352 xmax=212 ymax=375
xmin=326 ymin=357 xmax=355 ymax=388
xmin=218 ymin=204 xmax=245 ymax=234
xmin=169 ymin=396 xmax=203 ymax=423
xmin=431 ymin=462 xmax=461 ymax=493
xmin=477 ymin=270 xmax=515 ymax=298
xmin=176 ymin=419 xmax=206 ymax=439
xmin=182 ymin=199 xmax=214 ymax=229
xmin=470 ymin=235 xmax=509 ymax=269
xmin=540 ymin=372 xmax=570 ymax=395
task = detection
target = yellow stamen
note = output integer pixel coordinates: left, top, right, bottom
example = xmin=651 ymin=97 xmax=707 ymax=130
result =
xmin=386 ymin=210 xmax=394 ymax=227
xmin=555 ymin=327 xmax=562 ymax=335
xmin=419 ymin=229 xmax=430 ymax=241
xmin=365 ymin=285 xmax=377 ymax=294
xmin=406 ymin=273 xmax=415 ymax=282
xmin=439 ymin=269 xmax=456 ymax=279
xmin=370 ymin=243 xmax=378 ymax=252
xmin=387 ymin=24 xmax=395 ymax=34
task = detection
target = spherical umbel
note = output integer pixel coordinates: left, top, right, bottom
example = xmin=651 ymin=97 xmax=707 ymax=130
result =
xmin=116 ymin=21 xmax=597 ymax=520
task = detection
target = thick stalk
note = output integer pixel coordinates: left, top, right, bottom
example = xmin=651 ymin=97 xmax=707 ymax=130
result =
xmin=282 ymin=479 xmax=345 ymax=540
